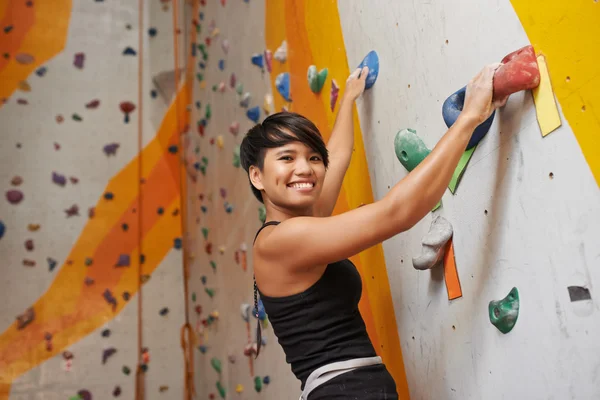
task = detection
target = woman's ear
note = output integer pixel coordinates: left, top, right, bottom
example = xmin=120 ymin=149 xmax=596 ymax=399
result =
xmin=249 ymin=165 xmax=264 ymax=191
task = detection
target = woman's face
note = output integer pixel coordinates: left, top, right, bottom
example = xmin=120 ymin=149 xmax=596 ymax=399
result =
xmin=251 ymin=140 xmax=326 ymax=214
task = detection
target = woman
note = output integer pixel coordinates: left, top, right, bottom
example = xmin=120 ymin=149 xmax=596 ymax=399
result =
xmin=240 ymin=63 xmax=507 ymax=399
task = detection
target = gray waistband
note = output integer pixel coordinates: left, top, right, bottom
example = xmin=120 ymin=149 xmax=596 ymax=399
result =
xmin=299 ymin=356 xmax=383 ymax=400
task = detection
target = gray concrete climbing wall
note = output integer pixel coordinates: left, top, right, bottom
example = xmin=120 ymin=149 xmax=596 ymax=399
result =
xmin=0 ymin=0 xmax=191 ymax=398
xmin=338 ymin=1 xmax=600 ymax=399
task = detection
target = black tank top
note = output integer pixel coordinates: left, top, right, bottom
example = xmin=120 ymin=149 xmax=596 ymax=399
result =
xmin=254 ymin=221 xmax=377 ymax=390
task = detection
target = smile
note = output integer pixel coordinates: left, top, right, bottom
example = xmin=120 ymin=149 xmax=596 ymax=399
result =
xmin=287 ymin=182 xmax=315 ymax=190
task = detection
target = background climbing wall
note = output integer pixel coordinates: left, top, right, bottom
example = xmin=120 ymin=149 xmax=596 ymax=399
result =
xmin=190 ymin=0 xmax=600 ymax=399
xmin=0 ymin=0 xmax=194 ymax=398
xmin=338 ymin=0 xmax=600 ymax=399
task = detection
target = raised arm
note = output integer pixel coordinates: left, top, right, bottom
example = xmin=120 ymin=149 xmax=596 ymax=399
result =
xmin=256 ymin=64 xmax=506 ymax=270
xmin=314 ymin=67 xmax=369 ymax=217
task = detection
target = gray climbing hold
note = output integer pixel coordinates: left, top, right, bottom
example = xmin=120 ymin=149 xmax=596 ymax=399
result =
xmin=412 ymin=216 xmax=453 ymax=270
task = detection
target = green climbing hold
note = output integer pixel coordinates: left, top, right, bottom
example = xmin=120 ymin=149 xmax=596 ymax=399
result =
xmin=489 ymin=287 xmax=520 ymax=334
xmin=192 ymin=292 xmax=196 ymax=302
xmin=235 ymin=82 xmax=243 ymax=95
xmin=216 ymin=381 xmax=226 ymax=398
xmin=72 ymin=113 xmax=82 ymax=122
xmin=394 ymin=128 xmax=431 ymax=172
xmin=202 ymin=227 xmax=209 ymax=239
xmin=85 ymin=257 xmax=93 ymax=266
xmin=196 ymin=73 xmax=204 ymax=82
xmin=307 ymin=65 xmax=328 ymax=94
xmin=212 ymin=84 xmax=217 ymax=92
xmin=199 ymin=165 xmax=206 ymax=176
xmin=258 ymin=205 xmax=266 ymax=224
xmin=211 ymin=357 xmax=222 ymax=373
xmin=233 ymin=145 xmax=241 ymax=168
xmin=202 ymin=157 xmax=209 ymax=166
xmin=210 ymin=260 xmax=216 ymax=271
xmin=206 ymin=288 xmax=215 ymax=298
xmin=122 ymin=366 xmax=131 ymax=375
xmin=254 ymin=376 xmax=263 ymax=392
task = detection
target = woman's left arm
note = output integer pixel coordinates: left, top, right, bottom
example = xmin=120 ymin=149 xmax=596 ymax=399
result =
xmin=315 ymin=66 xmax=368 ymax=217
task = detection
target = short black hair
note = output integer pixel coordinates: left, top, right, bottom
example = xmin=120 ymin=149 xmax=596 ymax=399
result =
xmin=240 ymin=112 xmax=329 ymax=203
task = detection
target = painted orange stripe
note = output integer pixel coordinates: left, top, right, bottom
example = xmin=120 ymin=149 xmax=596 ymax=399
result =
xmin=443 ymin=240 xmax=462 ymax=300
xmin=0 ymin=86 xmax=188 ymax=390
xmin=0 ymin=0 xmax=71 ymax=101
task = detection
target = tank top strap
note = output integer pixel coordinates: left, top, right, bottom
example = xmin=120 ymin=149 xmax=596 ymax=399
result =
xmin=253 ymin=221 xmax=281 ymax=244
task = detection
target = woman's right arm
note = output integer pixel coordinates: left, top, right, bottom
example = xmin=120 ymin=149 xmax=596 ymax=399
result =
xmin=256 ymin=64 xmax=505 ymax=270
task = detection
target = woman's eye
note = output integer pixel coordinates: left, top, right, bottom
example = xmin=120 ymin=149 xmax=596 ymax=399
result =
xmin=279 ymin=156 xmax=292 ymax=161
xmin=310 ymin=156 xmax=322 ymax=161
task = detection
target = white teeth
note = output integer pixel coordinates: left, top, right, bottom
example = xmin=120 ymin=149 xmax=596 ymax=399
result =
xmin=290 ymin=182 xmax=313 ymax=189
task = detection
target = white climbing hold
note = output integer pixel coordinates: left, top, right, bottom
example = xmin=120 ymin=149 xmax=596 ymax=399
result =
xmin=412 ymin=216 xmax=453 ymax=270
xmin=274 ymin=40 xmax=287 ymax=63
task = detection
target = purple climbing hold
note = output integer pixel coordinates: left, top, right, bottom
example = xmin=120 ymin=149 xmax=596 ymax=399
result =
xmin=6 ymin=190 xmax=23 ymax=204
xmin=35 ymin=66 xmax=47 ymax=77
xmin=101 ymin=329 xmax=111 ymax=337
xmin=74 ymin=52 xmax=85 ymax=69
xmin=102 ymin=347 xmax=117 ymax=364
xmin=103 ymin=143 xmax=119 ymax=156
xmin=103 ymin=289 xmax=117 ymax=311
xmin=52 ymin=172 xmax=67 ymax=186
xmin=77 ymin=390 xmax=92 ymax=400
xmin=115 ymin=254 xmax=130 ymax=267
xmin=220 ymin=188 xmax=227 ymax=198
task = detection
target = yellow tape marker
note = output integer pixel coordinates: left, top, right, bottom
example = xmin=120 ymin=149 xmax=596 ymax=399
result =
xmin=532 ymin=54 xmax=562 ymax=137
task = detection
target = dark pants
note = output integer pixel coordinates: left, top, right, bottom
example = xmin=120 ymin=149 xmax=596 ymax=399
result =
xmin=308 ymin=364 xmax=399 ymax=399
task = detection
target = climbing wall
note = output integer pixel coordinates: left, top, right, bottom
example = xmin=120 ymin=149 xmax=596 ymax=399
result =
xmin=0 ymin=0 xmax=194 ymax=398
xmin=190 ymin=0 xmax=600 ymax=399
xmin=337 ymin=0 xmax=600 ymax=399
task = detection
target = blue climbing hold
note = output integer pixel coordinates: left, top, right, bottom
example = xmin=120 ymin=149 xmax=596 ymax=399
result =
xmin=247 ymin=106 xmax=260 ymax=123
xmin=35 ymin=66 xmax=47 ymax=77
xmin=0 ymin=220 xmax=4 ymax=239
xmin=148 ymin=27 xmax=157 ymax=37
xmin=201 ymin=206 xmax=208 ymax=213
xmin=442 ymin=86 xmax=496 ymax=150
xmin=251 ymin=53 xmax=264 ymax=69
xmin=168 ymin=144 xmax=178 ymax=154
xmin=199 ymin=12 xmax=204 ymax=20
xmin=150 ymin=89 xmax=157 ymax=98
xmin=199 ymin=62 xmax=205 ymax=70
xmin=200 ymin=119 xmax=207 ymax=127
xmin=198 ymin=345 xmax=208 ymax=354
xmin=357 ymin=50 xmax=379 ymax=90
xmin=140 ymin=254 xmax=145 ymax=264
xmin=195 ymin=101 xmax=201 ymax=109
xmin=263 ymin=376 xmax=270 ymax=385
xmin=255 ymin=299 xmax=267 ymax=321
xmin=275 ymin=72 xmax=291 ymax=101
xmin=123 ymin=47 xmax=137 ymax=56
xmin=47 ymin=257 xmax=57 ymax=272
xmin=218 ymin=59 xmax=225 ymax=71
xmin=174 ymin=238 xmax=182 ymax=249
xmin=104 ymin=192 xmax=114 ymax=200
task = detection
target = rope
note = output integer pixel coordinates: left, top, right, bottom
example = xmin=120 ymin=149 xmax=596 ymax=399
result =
xmin=135 ymin=0 xmax=145 ymax=398
xmin=172 ymin=0 xmax=197 ymax=398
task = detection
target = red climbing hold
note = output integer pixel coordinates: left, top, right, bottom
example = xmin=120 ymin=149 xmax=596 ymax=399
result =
xmin=65 ymin=204 xmax=79 ymax=217
xmin=25 ymin=239 xmax=34 ymax=251
xmin=119 ymin=101 xmax=136 ymax=123
xmin=6 ymin=190 xmax=24 ymax=204
xmin=493 ymin=45 xmax=540 ymax=102
xmin=85 ymin=99 xmax=100 ymax=109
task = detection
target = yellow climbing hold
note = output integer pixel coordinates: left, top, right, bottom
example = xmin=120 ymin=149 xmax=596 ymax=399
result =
xmin=18 ymin=81 xmax=31 ymax=92
xmin=216 ymin=135 xmax=224 ymax=149
xmin=532 ymin=54 xmax=562 ymax=137
xmin=235 ymin=384 xmax=244 ymax=393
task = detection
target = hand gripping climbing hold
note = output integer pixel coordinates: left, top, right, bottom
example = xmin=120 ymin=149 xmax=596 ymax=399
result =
xmin=493 ymin=45 xmax=540 ymax=101
xmin=412 ymin=216 xmax=453 ymax=270
xmin=357 ymin=50 xmax=379 ymax=90
xmin=307 ymin=65 xmax=328 ymax=94
xmin=394 ymin=128 xmax=431 ymax=172
xmin=442 ymin=86 xmax=496 ymax=150
xmin=488 ymin=287 xmax=520 ymax=334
